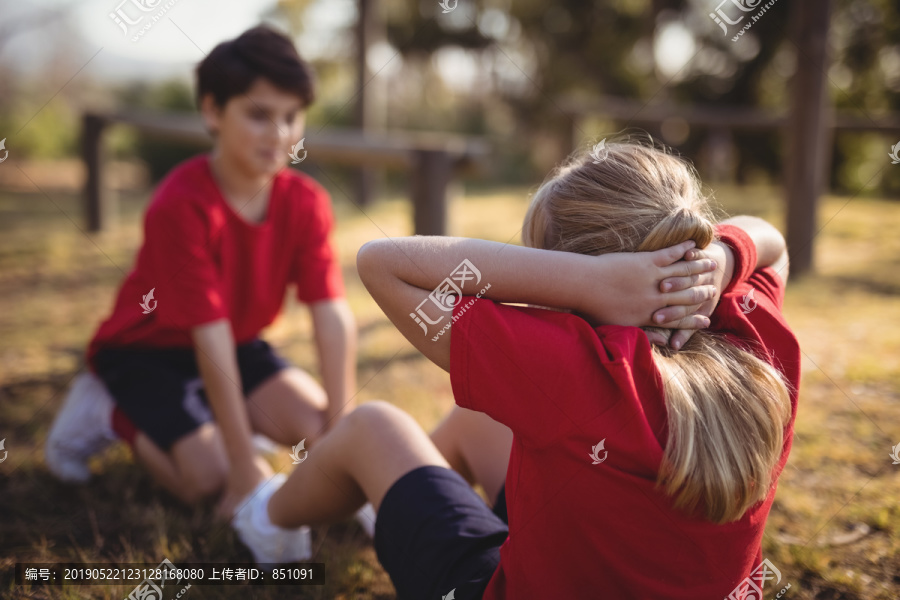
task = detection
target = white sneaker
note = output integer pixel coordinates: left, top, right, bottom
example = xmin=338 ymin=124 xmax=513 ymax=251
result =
xmin=232 ymin=473 xmax=313 ymax=567
xmin=355 ymin=502 xmax=376 ymax=539
xmin=45 ymin=371 xmax=117 ymax=483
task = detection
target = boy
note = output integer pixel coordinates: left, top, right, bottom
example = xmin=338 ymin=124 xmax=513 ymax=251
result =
xmin=45 ymin=27 xmax=356 ymax=532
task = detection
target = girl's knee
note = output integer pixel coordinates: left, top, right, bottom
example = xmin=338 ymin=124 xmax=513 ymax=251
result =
xmin=347 ymin=401 xmax=415 ymax=435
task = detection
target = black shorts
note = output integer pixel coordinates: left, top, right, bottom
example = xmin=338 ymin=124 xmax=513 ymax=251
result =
xmin=93 ymin=339 xmax=289 ymax=451
xmin=374 ymin=465 xmax=509 ymax=600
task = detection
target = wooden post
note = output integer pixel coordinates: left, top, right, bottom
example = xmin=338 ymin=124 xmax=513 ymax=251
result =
xmin=785 ymin=0 xmax=832 ymax=276
xmin=354 ymin=0 xmax=375 ymax=207
xmin=561 ymin=112 xmax=577 ymax=158
xmin=701 ymin=127 xmax=734 ymax=183
xmin=411 ymin=150 xmax=452 ymax=236
xmin=83 ymin=113 xmax=111 ymax=232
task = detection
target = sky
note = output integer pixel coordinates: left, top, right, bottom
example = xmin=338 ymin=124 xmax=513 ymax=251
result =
xmin=0 ymin=0 xmax=357 ymax=82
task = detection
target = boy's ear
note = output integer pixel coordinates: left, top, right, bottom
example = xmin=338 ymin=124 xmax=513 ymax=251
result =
xmin=199 ymin=93 xmax=222 ymax=136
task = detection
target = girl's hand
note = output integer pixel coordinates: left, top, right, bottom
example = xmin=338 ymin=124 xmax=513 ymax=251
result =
xmin=578 ymin=240 xmax=718 ymax=329
xmin=650 ymin=241 xmax=731 ymax=349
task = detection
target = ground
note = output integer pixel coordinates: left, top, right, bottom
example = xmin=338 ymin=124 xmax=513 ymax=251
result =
xmin=0 ymin=174 xmax=898 ymax=599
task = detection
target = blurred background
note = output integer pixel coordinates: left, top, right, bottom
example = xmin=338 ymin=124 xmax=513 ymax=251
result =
xmin=0 ymin=0 xmax=898 ymax=194
xmin=1 ymin=0 xmax=900 ymax=598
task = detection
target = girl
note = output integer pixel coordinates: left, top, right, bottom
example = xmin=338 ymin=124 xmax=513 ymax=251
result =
xmin=232 ymin=141 xmax=798 ymax=599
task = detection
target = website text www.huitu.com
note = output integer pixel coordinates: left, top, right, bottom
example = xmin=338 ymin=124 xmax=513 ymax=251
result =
xmin=731 ymin=0 xmax=779 ymax=42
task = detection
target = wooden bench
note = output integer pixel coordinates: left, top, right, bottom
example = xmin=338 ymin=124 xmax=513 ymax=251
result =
xmin=82 ymin=111 xmax=489 ymax=236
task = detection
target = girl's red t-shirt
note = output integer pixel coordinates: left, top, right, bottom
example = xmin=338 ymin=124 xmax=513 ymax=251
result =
xmin=449 ymin=225 xmax=800 ymax=600
xmin=87 ymin=155 xmax=344 ymax=368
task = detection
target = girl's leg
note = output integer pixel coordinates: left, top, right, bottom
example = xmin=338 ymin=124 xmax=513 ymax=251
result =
xmin=132 ymin=423 xmax=230 ymax=505
xmin=429 ymin=406 xmax=513 ymax=505
xmin=245 ymin=368 xmax=329 ymax=446
xmin=267 ymin=400 xmax=450 ymax=528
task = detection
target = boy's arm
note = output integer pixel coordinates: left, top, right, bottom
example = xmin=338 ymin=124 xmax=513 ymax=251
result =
xmin=192 ymin=319 xmax=271 ymax=518
xmin=309 ymin=299 xmax=357 ymax=431
xmin=357 ymin=236 xmax=716 ymax=372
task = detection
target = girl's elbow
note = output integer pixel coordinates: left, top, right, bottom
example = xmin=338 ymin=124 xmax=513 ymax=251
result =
xmin=770 ymin=226 xmax=787 ymax=260
xmin=357 ymin=239 xmax=397 ymax=294
xmin=356 ymin=240 xmax=383 ymax=282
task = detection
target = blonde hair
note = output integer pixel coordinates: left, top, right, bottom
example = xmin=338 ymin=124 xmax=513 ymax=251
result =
xmin=523 ymin=139 xmax=791 ymax=524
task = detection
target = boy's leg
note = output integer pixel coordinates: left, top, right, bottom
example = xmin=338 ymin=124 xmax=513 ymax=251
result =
xmin=429 ymin=406 xmax=513 ymax=506
xmin=267 ymin=400 xmax=450 ymax=527
xmin=245 ymin=367 xmax=329 ymax=447
xmin=132 ymin=422 xmax=230 ymax=505
xmin=92 ymin=346 xmax=233 ymax=505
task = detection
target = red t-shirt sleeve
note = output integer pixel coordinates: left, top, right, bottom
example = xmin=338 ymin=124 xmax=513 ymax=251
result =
xmin=292 ymin=185 xmax=345 ymax=303
xmin=141 ymin=199 xmax=229 ymax=332
xmin=716 ymin=223 xmax=786 ymax=308
xmin=450 ymin=299 xmax=634 ymax=447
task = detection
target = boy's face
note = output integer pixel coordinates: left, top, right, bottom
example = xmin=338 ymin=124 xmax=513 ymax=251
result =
xmin=201 ymin=78 xmax=306 ymax=177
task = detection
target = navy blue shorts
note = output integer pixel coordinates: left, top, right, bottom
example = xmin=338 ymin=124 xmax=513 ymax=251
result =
xmin=374 ymin=465 xmax=509 ymax=600
xmin=92 ymin=339 xmax=289 ymax=451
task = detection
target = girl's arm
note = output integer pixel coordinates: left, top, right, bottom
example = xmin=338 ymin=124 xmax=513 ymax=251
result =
xmin=719 ymin=215 xmax=789 ymax=284
xmin=664 ymin=215 xmax=789 ymax=350
xmin=357 ymin=236 xmax=717 ymax=371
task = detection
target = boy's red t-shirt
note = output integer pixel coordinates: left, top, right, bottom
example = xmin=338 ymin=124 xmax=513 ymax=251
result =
xmin=87 ymin=155 xmax=344 ymax=368
xmin=450 ymin=225 xmax=800 ymax=600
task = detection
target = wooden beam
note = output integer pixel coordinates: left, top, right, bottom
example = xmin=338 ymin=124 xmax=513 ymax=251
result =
xmin=785 ymin=0 xmax=832 ymax=276
xmin=559 ymin=97 xmax=900 ymax=133
xmin=80 ymin=110 xmax=489 ymax=236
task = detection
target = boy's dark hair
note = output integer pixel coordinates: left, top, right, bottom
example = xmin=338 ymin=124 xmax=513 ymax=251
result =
xmin=196 ymin=25 xmax=315 ymax=109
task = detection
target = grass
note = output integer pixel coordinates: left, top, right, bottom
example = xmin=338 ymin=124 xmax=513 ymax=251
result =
xmin=1 ymin=174 xmax=899 ymax=599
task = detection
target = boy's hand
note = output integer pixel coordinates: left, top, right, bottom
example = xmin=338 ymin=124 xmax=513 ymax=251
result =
xmin=579 ymin=241 xmax=718 ymax=329
xmin=650 ymin=241 xmax=731 ymax=349
xmin=215 ymin=455 xmax=274 ymax=521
